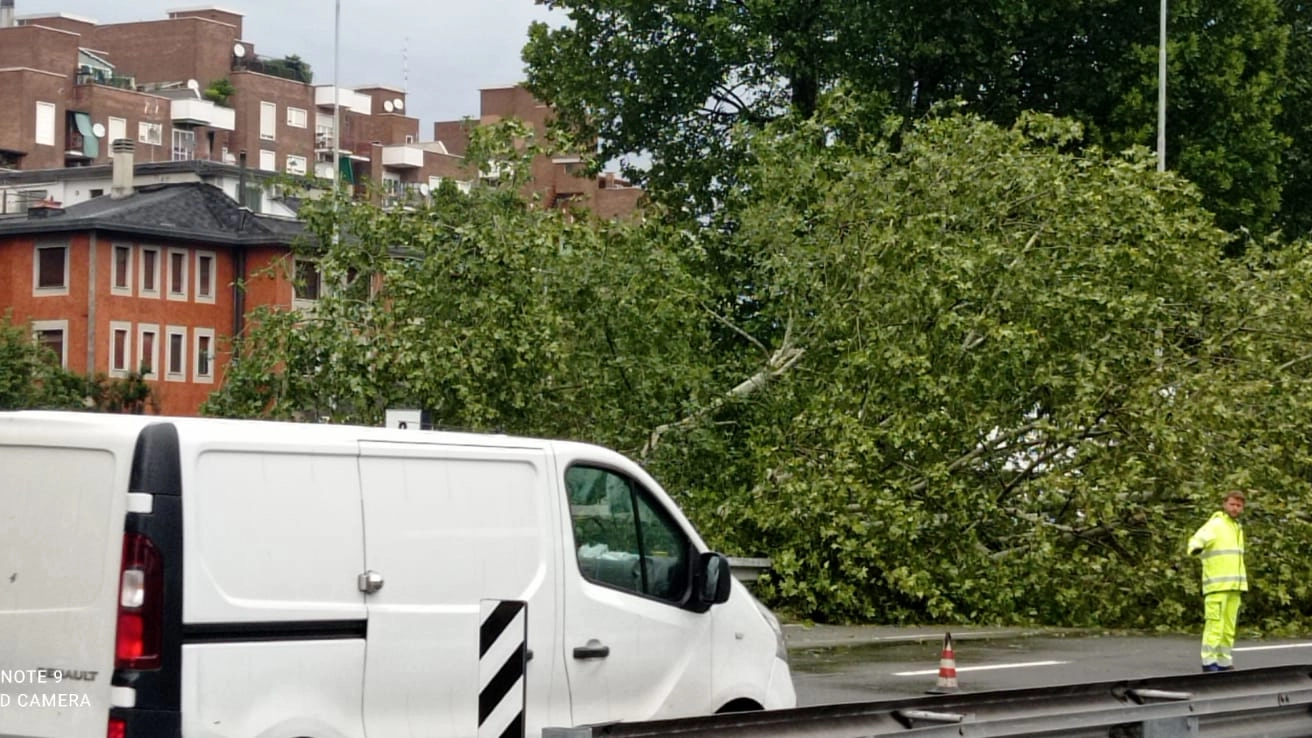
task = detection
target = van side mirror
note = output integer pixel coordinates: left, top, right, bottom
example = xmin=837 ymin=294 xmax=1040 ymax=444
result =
xmin=690 ymin=552 xmax=732 ymax=612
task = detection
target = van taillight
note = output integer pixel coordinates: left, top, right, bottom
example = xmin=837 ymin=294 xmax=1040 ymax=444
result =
xmin=115 ymin=533 xmax=163 ymax=670
xmin=107 ymin=717 xmax=126 ymax=738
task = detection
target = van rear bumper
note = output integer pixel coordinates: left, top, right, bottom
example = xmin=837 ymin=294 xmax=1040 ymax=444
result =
xmin=112 ymin=707 xmax=180 ymax=738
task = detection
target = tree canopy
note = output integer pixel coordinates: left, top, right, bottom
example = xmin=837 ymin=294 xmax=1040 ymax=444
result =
xmin=204 ymin=107 xmax=1312 ymax=631
xmin=524 ymin=0 xmax=1294 ymax=234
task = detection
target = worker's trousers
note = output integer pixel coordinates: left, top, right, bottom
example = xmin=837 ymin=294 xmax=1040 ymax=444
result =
xmin=1201 ymin=590 xmax=1242 ymax=668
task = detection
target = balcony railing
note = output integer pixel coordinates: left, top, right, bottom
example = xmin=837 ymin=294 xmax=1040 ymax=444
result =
xmin=75 ymin=68 xmax=136 ymax=90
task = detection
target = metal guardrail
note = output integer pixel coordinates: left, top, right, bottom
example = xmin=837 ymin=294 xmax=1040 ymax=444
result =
xmin=726 ymin=556 xmax=771 ymax=584
xmin=544 ymin=665 xmax=1312 ymax=737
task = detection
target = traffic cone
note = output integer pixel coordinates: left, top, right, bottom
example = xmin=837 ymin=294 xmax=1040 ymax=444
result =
xmin=926 ymin=632 xmax=960 ymax=694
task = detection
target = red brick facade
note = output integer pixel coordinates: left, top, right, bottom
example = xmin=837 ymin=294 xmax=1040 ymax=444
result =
xmin=0 ymin=224 xmax=300 ymax=416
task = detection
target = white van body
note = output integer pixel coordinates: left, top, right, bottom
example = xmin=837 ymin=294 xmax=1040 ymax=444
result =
xmin=0 ymin=411 xmax=794 ymax=738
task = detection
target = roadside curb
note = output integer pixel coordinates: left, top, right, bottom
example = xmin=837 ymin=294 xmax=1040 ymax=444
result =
xmin=783 ymin=624 xmax=1063 ymax=651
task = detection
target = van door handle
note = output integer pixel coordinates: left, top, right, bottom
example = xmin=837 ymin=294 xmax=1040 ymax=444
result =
xmin=572 ymin=640 xmax=610 ymax=660
xmin=357 ymin=570 xmax=384 ymax=594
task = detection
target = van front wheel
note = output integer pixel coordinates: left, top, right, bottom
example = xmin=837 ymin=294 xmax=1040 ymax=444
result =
xmin=716 ymin=698 xmax=763 ymax=714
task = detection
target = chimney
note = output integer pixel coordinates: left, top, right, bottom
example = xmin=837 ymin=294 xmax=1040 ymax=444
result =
xmin=110 ymin=139 xmax=135 ymax=199
xmin=0 ymin=0 xmax=14 ymax=29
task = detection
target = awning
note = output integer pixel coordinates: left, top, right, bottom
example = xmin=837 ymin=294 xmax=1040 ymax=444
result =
xmin=73 ymin=112 xmax=98 ymax=158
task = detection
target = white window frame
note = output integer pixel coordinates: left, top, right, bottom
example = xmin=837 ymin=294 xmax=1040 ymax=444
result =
xmin=195 ymin=251 xmax=216 ymax=304
xmin=139 ymin=246 xmax=161 ymax=297
xmin=138 ymin=121 xmax=163 ymax=146
xmin=286 ymin=106 xmax=307 ymax=128
xmin=107 ymin=116 xmax=127 ymax=151
xmin=194 ymin=327 xmax=216 ymax=384
xmin=259 ymin=148 xmax=276 ymax=172
xmin=171 ymin=127 xmax=196 ymax=161
xmin=32 ymin=243 xmax=69 ymax=296
xmin=165 ymin=325 xmax=187 ymax=382
xmin=167 ymin=248 xmax=189 ymax=301
xmin=259 ymin=101 xmax=277 ymax=141
xmin=286 ymin=154 xmax=308 ymax=176
xmin=109 ymin=320 xmax=133 ymax=377
xmin=292 ymin=256 xmax=323 ymax=309
xmin=35 ymin=102 xmax=56 ymax=147
xmin=112 ymin=243 xmax=134 ymax=296
xmin=137 ymin=323 xmax=160 ymax=379
xmin=31 ymin=319 xmax=68 ymax=368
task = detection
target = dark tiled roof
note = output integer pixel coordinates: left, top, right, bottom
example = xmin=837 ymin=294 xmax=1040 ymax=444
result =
xmin=0 ymin=182 xmax=305 ymax=245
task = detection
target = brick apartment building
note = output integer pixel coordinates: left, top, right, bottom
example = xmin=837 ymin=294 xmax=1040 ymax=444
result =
xmin=0 ymin=142 xmax=308 ymax=415
xmin=0 ymin=3 xmax=645 ymax=415
xmin=0 ymin=3 xmax=641 ymax=216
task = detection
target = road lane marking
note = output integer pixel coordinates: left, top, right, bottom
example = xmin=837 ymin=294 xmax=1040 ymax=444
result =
xmin=894 ymin=660 xmax=1069 ymax=676
xmin=1236 ymin=642 xmax=1312 ymax=652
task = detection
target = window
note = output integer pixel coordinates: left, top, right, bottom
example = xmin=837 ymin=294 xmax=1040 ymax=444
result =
xmin=35 ymin=102 xmax=56 ymax=146
xmin=139 ymin=247 xmax=160 ymax=296
xmin=293 ymin=258 xmax=322 ymax=303
xmin=165 ymin=326 xmax=186 ymax=381
xmin=31 ymin=320 xmax=68 ymax=368
xmin=286 ymin=106 xmax=307 ymax=128
xmin=167 ymin=249 xmax=188 ymax=300
xmin=285 ymin=154 xmax=307 ymax=176
xmin=90 ymin=188 xmax=104 ymax=198
xmin=195 ymin=251 xmax=216 ymax=303
xmin=259 ymin=149 xmax=276 ymax=172
xmin=194 ymin=328 xmax=215 ymax=383
xmin=259 ymin=101 xmax=277 ymax=141
xmin=171 ymin=128 xmax=196 ymax=161
xmin=137 ymin=324 xmax=159 ymax=378
xmin=109 ymin=321 xmax=132 ymax=377
xmin=565 ymin=466 xmax=690 ymax=603
xmin=33 ymin=244 xmax=68 ymax=294
xmin=138 ymin=121 xmax=163 ymax=146
xmin=107 ymin=117 xmax=126 ymax=150
xmin=112 ymin=245 xmax=133 ymax=295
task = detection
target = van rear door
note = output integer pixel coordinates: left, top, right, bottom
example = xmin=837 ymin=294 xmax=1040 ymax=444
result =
xmin=0 ymin=414 xmax=139 ymax=738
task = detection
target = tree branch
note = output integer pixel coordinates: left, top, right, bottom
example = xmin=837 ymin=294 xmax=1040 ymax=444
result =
xmin=641 ymin=321 xmax=805 ymax=460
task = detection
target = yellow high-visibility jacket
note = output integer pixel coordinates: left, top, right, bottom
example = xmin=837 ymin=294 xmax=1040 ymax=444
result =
xmin=1188 ymin=511 xmax=1247 ymax=594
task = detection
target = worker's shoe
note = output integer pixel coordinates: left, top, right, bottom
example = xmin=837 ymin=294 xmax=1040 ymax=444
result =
xmin=1202 ymin=663 xmax=1223 ymax=672
xmin=1217 ymin=665 xmax=1235 ymax=671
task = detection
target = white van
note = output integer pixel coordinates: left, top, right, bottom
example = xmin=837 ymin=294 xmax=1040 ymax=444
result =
xmin=0 ymin=411 xmax=795 ymax=738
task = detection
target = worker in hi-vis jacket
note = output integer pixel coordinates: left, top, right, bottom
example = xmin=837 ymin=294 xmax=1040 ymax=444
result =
xmin=1187 ymin=490 xmax=1248 ymax=672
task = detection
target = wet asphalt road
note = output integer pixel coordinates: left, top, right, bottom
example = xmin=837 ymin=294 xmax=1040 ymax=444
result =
xmin=789 ymin=632 xmax=1312 ymax=706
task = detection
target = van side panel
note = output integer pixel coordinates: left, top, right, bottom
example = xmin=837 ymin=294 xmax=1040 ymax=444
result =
xmin=180 ymin=447 xmax=366 ymax=738
xmin=358 ymin=442 xmax=570 ymax=738
xmin=0 ymin=425 xmax=133 ymax=738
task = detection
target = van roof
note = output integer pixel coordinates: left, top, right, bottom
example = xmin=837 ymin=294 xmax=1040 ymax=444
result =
xmin=0 ymin=411 xmax=556 ymax=451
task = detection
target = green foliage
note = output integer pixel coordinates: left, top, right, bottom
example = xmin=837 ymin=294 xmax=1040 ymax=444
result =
xmin=524 ymin=0 xmax=1291 ymax=233
xmin=204 ymin=105 xmax=1312 ymax=632
xmin=0 ymin=311 xmax=156 ymax=413
xmin=656 ymin=104 xmax=1312 ymax=630
xmin=204 ymin=123 xmax=723 ymax=454
xmin=203 ymin=78 xmax=236 ymax=107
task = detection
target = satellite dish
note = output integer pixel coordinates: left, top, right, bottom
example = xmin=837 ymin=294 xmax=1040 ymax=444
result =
xmin=92 ymin=123 xmax=106 ymax=138
xmin=418 ymin=183 xmax=430 ymax=196
xmin=232 ymin=43 xmax=246 ymax=58
xmin=186 ymin=79 xmax=201 ymax=98
xmin=383 ymin=100 xmax=394 ymax=113
xmin=393 ymin=98 xmax=404 ymax=111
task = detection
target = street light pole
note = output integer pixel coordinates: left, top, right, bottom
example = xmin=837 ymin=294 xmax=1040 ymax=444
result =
xmin=330 ymin=0 xmax=341 ymax=198
xmin=1158 ymin=0 xmax=1167 ymax=172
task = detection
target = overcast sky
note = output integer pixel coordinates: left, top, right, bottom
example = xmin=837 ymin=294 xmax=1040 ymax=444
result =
xmin=19 ymin=0 xmax=562 ymax=134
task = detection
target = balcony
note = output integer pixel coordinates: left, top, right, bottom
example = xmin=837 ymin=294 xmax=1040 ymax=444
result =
xmin=381 ymin=144 xmax=423 ymax=170
xmin=314 ymin=86 xmax=372 ymax=114
xmin=171 ymin=99 xmax=236 ymax=131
